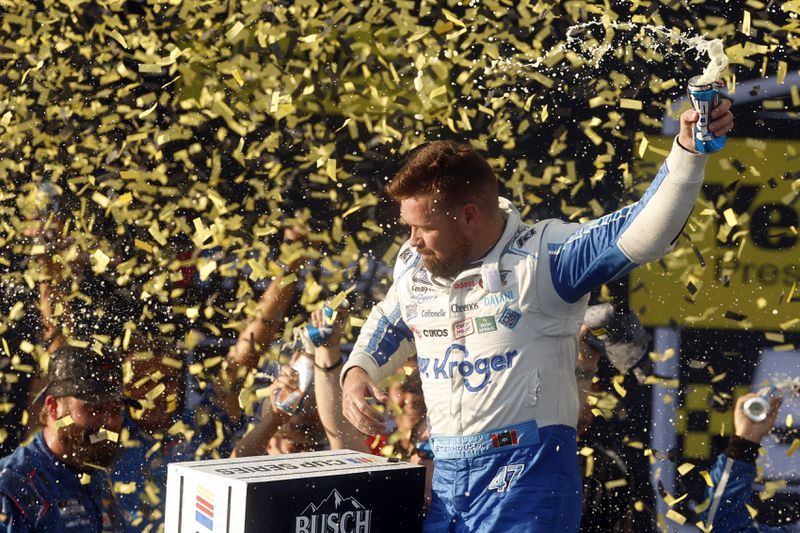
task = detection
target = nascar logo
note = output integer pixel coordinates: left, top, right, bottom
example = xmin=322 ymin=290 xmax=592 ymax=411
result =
xmin=195 ymin=485 xmax=215 ymax=530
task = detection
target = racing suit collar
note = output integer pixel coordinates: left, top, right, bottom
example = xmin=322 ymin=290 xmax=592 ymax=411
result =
xmin=478 ymin=197 xmax=519 ymax=293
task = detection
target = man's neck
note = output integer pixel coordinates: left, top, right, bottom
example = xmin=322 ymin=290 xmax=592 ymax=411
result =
xmin=467 ymin=213 xmax=507 ymax=263
xmin=42 ymin=425 xmax=66 ymax=458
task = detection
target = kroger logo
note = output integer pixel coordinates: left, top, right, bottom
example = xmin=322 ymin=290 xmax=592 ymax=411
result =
xmin=417 ymin=344 xmax=519 ymax=392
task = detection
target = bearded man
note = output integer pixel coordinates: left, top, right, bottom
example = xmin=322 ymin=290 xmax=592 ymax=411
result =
xmin=342 ymin=101 xmax=734 ymax=531
xmin=0 ymin=344 xmax=133 ymax=532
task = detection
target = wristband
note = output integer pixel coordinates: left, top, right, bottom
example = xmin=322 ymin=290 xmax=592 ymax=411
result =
xmin=314 ymin=358 xmax=343 ymax=372
xmin=725 ymin=435 xmax=760 ymax=464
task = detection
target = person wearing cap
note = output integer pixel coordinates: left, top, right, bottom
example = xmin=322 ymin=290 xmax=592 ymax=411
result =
xmin=576 ymin=304 xmax=656 ymax=533
xmin=341 ymin=101 xmax=734 ymax=532
xmin=0 ymin=344 xmax=132 ymax=532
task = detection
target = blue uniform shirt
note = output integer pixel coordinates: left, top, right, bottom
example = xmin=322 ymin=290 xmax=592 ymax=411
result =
xmin=111 ymin=385 xmax=241 ymax=532
xmin=0 ymin=432 xmax=125 ymax=532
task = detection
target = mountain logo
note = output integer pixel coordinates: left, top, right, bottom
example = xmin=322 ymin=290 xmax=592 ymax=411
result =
xmin=295 ymin=489 xmax=373 ymax=532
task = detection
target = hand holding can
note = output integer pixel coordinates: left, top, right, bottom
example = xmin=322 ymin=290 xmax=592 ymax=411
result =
xmin=688 ymin=77 xmax=727 ymax=153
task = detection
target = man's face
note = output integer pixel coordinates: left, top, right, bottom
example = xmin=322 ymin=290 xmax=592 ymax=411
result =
xmin=400 ymin=195 xmax=472 ymax=278
xmin=55 ymin=396 xmax=124 ymax=472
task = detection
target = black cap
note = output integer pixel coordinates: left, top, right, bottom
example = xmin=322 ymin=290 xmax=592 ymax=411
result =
xmin=40 ymin=344 xmax=133 ymax=405
xmin=583 ymin=303 xmax=649 ymax=373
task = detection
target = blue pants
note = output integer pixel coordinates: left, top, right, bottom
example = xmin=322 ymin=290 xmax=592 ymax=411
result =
xmin=424 ymin=425 xmax=582 ymax=533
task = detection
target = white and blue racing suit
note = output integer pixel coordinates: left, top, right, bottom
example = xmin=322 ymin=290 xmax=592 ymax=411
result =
xmin=342 ymin=138 xmax=708 ymax=532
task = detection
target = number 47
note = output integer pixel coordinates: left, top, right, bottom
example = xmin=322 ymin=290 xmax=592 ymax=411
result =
xmin=487 ymin=463 xmax=525 ymax=493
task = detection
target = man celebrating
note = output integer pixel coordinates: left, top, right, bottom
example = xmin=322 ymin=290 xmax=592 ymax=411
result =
xmin=0 ymin=344 xmax=130 ymax=532
xmin=341 ymin=101 xmax=734 ymax=532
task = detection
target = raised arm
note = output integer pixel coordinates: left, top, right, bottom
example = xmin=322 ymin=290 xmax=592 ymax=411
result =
xmin=220 ymin=228 xmax=308 ymax=418
xmin=310 ymin=307 xmax=369 ymax=452
xmin=544 ymin=102 xmax=733 ymax=304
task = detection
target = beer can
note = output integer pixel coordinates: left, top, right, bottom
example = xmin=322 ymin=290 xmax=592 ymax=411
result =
xmin=274 ymin=353 xmax=314 ymax=415
xmin=303 ymin=305 xmax=336 ymax=347
xmin=742 ymin=396 xmax=770 ymax=423
xmin=688 ymin=77 xmax=727 ymax=154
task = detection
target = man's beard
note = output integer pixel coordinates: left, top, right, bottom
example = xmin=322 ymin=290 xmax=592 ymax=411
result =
xmin=420 ymin=232 xmax=472 ymax=278
xmin=58 ymin=424 xmax=120 ymax=472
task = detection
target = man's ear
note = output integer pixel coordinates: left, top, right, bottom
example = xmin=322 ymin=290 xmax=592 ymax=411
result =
xmin=462 ymin=203 xmax=480 ymax=227
xmin=44 ymin=395 xmax=61 ymax=420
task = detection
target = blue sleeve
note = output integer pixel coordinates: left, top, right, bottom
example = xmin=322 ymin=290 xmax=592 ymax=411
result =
xmin=0 ymin=494 xmax=33 ymax=533
xmin=548 ymin=160 xmax=676 ymax=303
xmin=702 ymin=454 xmax=755 ymax=532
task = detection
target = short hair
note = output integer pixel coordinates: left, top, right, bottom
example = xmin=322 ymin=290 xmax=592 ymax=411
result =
xmin=386 ymin=140 xmax=499 ymax=213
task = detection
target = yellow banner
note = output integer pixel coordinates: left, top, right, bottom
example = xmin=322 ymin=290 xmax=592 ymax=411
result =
xmin=630 ymin=136 xmax=800 ymax=332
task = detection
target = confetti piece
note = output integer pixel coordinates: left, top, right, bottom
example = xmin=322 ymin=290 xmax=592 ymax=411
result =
xmin=788 ymin=439 xmax=800 ymax=457
xmin=139 ymin=103 xmax=157 ymax=119
xmin=620 ymin=98 xmax=643 ymax=110
xmin=56 ymin=415 xmax=74 ymax=428
xmin=430 ymin=85 xmax=448 ymax=100
xmin=638 ymin=136 xmax=649 ymax=158
xmin=677 ymin=463 xmax=695 ymax=476
xmin=700 ymin=470 xmax=713 ymax=487
xmin=145 ymin=383 xmax=166 ymax=401
xmin=722 ymin=208 xmax=738 ymax=227
xmin=605 ymin=479 xmax=627 ymax=489
xmin=665 ymin=509 xmax=687 ymax=525
xmin=107 ymin=29 xmax=128 ymax=49
xmin=612 ymin=375 xmax=627 ymax=398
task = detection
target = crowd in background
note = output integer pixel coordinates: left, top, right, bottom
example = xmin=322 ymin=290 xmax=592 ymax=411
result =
xmin=0 ymin=217 xmax=790 ymax=533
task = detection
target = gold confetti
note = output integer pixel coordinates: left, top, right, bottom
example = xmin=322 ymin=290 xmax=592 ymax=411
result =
xmin=665 ymin=509 xmax=687 ymax=525
xmin=56 ymin=415 xmax=74 ymax=428
xmin=787 ymin=439 xmax=800 ymax=457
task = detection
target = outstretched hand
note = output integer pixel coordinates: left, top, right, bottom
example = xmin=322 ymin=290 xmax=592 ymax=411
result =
xmin=678 ymin=86 xmax=734 ymax=153
xmin=341 ymin=367 xmax=387 ymax=435
xmin=734 ymin=392 xmax=781 ymax=444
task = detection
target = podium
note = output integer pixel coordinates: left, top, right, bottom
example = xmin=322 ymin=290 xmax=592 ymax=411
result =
xmin=165 ymin=449 xmax=425 ymax=533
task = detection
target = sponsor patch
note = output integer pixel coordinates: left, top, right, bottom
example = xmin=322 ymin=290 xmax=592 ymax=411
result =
xmin=399 ymin=247 xmax=414 ymax=264
xmin=475 ymin=316 xmax=497 ymax=334
xmin=515 ymin=227 xmax=537 ymax=248
xmin=452 ymin=318 xmax=475 ymax=338
xmin=499 ymin=308 xmax=521 ymax=330
xmin=412 ymin=293 xmax=437 ymax=303
xmin=453 ymin=279 xmax=477 ymax=290
xmin=405 ymin=304 xmax=418 ymax=320
xmin=451 ymin=302 xmax=478 ymax=313
xmin=491 ymin=430 xmax=519 ymax=448
xmin=483 ymin=290 xmax=514 ymax=307
xmin=417 ymin=345 xmax=519 ymax=393
xmin=412 ymin=268 xmax=433 ymax=286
